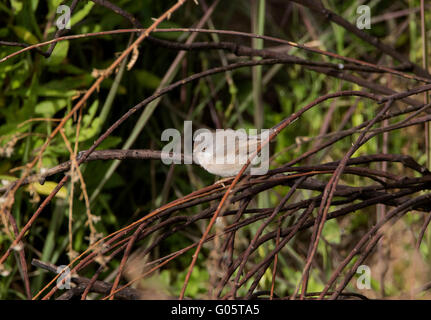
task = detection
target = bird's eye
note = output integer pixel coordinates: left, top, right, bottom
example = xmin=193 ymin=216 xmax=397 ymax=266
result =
xmin=202 ymin=147 xmax=207 ymax=152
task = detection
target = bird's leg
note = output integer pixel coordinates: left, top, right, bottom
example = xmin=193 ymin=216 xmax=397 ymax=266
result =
xmin=214 ymin=176 xmax=234 ymax=188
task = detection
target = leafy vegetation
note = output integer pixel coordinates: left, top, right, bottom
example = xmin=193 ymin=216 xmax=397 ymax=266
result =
xmin=0 ymin=0 xmax=431 ymax=300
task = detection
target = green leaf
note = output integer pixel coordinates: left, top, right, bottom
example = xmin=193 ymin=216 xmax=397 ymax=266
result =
xmin=82 ymin=100 xmax=99 ymax=128
xmin=36 ymin=81 xmax=77 ymax=97
xmin=30 ymin=181 xmax=67 ymax=199
xmin=134 ymin=70 xmax=161 ymax=90
xmin=35 ymin=98 xmax=68 ymax=117
xmin=48 ymin=0 xmax=63 ymax=11
xmin=11 ymin=25 xmax=38 ymax=45
xmin=30 ymin=0 xmax=38 ymax=12
xmin=8 ymin=60 xmax=30 ymax=90
xmin=0 ymin=176 xmax=66 ymax=199
xmin=37 ymin=75 xmax=92 ymax=96
xmin=96 ymin=136 xmax=122 ymax=150
xmin=70 ymin=1 xmax=95 ymax=26
xmin=46 ymin=40 xmax=69 ymax=65
xmin=10 ymin=0 xmax=23 ymax=14
xmin=78 ymin=117 xmax=101 ymax=141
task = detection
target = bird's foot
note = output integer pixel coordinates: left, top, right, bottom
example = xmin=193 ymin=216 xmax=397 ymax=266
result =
xmin=215 ymin=177 xmax=234 ymax=188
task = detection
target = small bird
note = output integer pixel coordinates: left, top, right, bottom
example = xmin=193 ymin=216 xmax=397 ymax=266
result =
xmin=193 ymin=129 xmax=272 ymax=177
